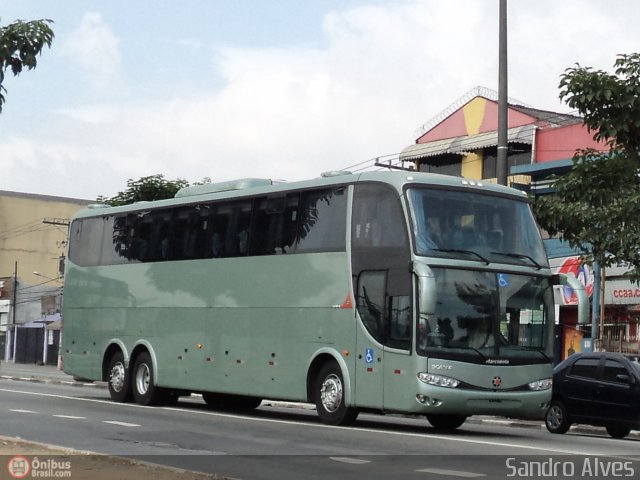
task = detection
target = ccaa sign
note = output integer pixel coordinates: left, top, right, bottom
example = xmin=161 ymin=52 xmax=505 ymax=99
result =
xmin=555 ymin=257 xmax=594 ymax=305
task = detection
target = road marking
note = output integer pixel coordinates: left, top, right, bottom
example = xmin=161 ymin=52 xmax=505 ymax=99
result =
xmin=0 ymin=386 xmax=637 ymax=458
xmin=329 ymin=457 xmax=371 ymax=465
xmin=10 ymin=409 xmax=37 ymax=414
xmin=416 ymin=468 xmax=486 ymax=477
xmin=52 ymin=415 xmax=86 ymax=419
xmin=103 ymin=420 xmax=141 ymax=427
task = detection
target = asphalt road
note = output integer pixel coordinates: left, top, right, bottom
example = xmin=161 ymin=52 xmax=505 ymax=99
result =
xmin=1 ymin=379 xmax=639 ymax=480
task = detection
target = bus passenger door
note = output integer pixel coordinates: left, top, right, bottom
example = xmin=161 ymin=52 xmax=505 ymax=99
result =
xmin=354 ymin=271 xmax=386 ymax=409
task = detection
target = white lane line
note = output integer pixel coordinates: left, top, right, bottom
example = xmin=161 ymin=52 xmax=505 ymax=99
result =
xmin=416 ymin=468 xmax=486 ymax=478
xmin=0 ymin=386 xmax=634 ymax=458
xmin=102 ymin=420 xmax=141 ymax=427
xmin=10 ymin=409 xmax=38 ymax=414
xmin=329 ymin=457 xmax=371 ymax=465
xmin=52 ymin=415 xmax=86 ymax=419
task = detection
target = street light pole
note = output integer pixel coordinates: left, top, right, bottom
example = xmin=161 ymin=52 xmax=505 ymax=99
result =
xmin=497 ymin=0 xmax=509 ymax=186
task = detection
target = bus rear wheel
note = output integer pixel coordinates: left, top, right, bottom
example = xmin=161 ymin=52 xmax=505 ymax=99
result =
xmin=107 ymin=350 xmax=132 ymax=403
xmin=426 ymin=414 xmax=467 ymax=431
xmin=131 ymin=352 xmax=166 ymax=406
xmin=314 ymin=362 xmax=358 ymax=426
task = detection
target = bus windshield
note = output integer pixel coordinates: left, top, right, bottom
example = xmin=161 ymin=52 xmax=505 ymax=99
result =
xmin=407 ymin=188 xmax=548 ymax=268
xmin=417 ymin=268 xmax=554 ymax=364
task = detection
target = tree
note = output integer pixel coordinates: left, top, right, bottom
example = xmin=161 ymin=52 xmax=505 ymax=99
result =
xmin=533 ymin=53 xmax=640 ymax=339
xmin=559 ymin=53 xmax=640 ymax=166
xmin=0 ymin=19 xmax=54 ymax=113
xmin=97 ymin=175 xmax=190 ymax=206
xmin=98 ymin=174 xmax=212 ymax=206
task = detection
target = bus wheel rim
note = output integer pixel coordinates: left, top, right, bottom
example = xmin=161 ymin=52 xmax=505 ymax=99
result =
xmin=320 ymin=373 xmax=343 ymax=413
xmin=110 ymin=362 xmax=126 ymax=393
xmin=136 ymin=363 xmax=150 ymax=395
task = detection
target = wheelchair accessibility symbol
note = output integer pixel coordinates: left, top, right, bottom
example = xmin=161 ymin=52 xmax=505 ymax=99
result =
xmin=365 ymin=348 xmax=374 ymax=364
xmin=497 ymin=273 xmax=509 ymax=288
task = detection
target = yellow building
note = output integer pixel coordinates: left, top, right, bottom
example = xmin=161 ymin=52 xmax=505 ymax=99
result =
xmin=0 ymin=190 xmax=90 ymax=286
xmin=0 ymin=190 xmax=91 ymax=363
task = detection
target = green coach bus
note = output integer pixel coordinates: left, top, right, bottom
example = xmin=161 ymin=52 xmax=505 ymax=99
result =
xmin=62 ymin=171 xmax=588 ymax=430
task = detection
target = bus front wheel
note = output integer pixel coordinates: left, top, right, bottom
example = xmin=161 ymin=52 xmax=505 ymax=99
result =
xmin=107 ymin=350 xmax=132 ymax=403
xmin=131 ymin=352 xmax=165 ymax=406
xmin=313 ymin=362 xmax=358 ymax=426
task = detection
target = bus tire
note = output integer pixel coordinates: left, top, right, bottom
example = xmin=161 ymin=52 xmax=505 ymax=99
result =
xmin=314 ymin=362 xmax=358 ymax=426
xmin=107 ymin=350 xmax=132 ymax=403
xmin=545 ymin=400 xmax=571 ymax=434
xmin=131 ymin=352 xmax=164 ymax=406
xmin=426 ymin=414 xmax=467 ymax=431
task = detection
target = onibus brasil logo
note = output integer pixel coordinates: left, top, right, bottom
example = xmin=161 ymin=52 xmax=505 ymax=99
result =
xmin=7 ymin=456 xmax=72 ymax=478
xmin=7 ymin=456 xmax=30 ymax=479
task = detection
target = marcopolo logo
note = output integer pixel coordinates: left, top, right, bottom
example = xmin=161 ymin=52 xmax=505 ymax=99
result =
xmin=7 ymin=456 xmax=72 ymax=479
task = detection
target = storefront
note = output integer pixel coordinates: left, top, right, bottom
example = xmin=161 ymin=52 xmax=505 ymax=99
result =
xmin=550 ymin=255 xmax=640 ymax=360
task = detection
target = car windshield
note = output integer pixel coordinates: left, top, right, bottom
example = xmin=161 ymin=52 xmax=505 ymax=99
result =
xmin=417 ymin=268 xmax=554 ymax=364
xmin=407 ymin=188 xmax=548 ymax=268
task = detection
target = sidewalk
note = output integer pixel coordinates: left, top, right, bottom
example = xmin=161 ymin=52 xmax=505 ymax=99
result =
xmin=1 ymin=360 xmax=637 ymax=438
xmin=0 ymin=360 xmax=104 ymax=386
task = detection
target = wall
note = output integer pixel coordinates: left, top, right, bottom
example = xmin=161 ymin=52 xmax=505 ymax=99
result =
xmin=0 ymin=191 xmax=90 ymax=285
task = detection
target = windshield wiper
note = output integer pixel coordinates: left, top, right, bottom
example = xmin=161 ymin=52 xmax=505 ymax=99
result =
xmin=490 ymin=251 xmax=542 ymax=270
xmin=503 ymin=346 xmax=551 ymax=361
xmin=450 ymin=345 xmax=488 ymax=360
xmin=431 ymin=248 xmax=490 ymax=265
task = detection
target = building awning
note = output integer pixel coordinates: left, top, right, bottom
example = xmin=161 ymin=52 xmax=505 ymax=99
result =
xmin=400 ymin=124 xmax=536 ymax=162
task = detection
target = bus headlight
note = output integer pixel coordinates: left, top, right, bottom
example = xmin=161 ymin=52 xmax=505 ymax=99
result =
xmin=418 ymin=373 xmax=460 ymax=388
xmin=528 ymin=378 xmax=552 ymax=391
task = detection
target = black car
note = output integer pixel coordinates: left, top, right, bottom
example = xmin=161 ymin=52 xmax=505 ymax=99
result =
xmin=545 ymin=352 xmax=640 ymax=439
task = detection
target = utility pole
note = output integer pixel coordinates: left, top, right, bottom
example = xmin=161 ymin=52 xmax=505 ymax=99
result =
xmin=496 ymin=0 xmax=509 ymax=186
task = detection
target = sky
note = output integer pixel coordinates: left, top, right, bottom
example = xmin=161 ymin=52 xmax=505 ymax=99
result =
xmin=0 ymin=0 xmax=639 ymax=200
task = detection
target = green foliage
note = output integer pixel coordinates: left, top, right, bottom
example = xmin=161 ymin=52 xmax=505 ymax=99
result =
xmin=534 ymin=53 xmax=640 ymax=281
xmin=0 ymin=19 xmax=54 ymax=112
xmin=559 ymin=53 xmax=640 ymax=165
xmin=97 ymin=174 xmax=213 ymax=206
xmin=97 ymin=175 xmax=190 ymax=206
xmin=533 ymin=151 xmax=640 ymax=274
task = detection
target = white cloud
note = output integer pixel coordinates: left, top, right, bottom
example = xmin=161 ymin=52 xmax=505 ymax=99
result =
xmin=61 ymin=12 xmax=122 ymax=89
xmin=1 ymin=0 xmax=640 ymax=199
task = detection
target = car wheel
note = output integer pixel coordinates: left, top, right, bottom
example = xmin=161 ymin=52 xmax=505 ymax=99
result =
xmin=606 ymin=425 xmax=631 ymax=439
xmin=545 ymin=400 xmax=571 ymax=434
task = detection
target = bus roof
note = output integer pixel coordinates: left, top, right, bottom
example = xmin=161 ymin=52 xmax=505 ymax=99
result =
xmin=73 ymin=171 xmax=527 ymax=220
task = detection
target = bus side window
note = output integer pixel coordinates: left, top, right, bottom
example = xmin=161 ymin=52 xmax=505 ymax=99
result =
xmin=352 ymin=184 xmax=408 ymax=249
xmin=226 ymin=201 xmax=252 ymax=256
xmin=209 ymin=203 xmax=231 ymax=258
xmin=356 ymin=271 xmax=387 ymax=344
xmin=388 ymin=295 xmax=411 ymax=350
xmin=295 ymin=188 xmax=346 ymax=253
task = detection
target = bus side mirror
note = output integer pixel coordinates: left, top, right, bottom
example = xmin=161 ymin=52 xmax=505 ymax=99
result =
xmin=412 ymin=261 xmax=436 ymax=314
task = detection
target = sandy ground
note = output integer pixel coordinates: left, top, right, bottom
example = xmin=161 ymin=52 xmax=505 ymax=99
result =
xmin=0 ymin=436 xmax=227 ymax=480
